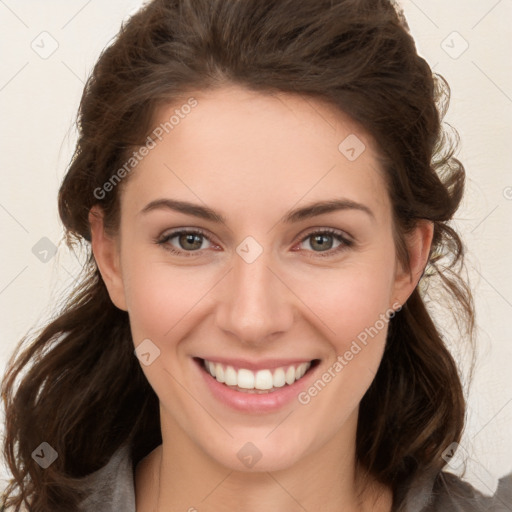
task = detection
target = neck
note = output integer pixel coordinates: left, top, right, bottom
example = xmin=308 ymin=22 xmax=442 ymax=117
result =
xmin=136 ymin=408 xmax=392 ymax=512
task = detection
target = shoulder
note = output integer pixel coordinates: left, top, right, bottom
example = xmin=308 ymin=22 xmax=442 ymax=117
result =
xmin=76 ymin=443 xmax=136 ymax=512
xmin=406 ymin=470 xmax=512 ymax=512
xmin=1 ymin=444 xmax=136 ymax=512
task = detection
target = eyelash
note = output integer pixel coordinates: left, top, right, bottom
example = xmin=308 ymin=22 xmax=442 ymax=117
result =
xmin=155 ymin=228 xmax=354 ymax=259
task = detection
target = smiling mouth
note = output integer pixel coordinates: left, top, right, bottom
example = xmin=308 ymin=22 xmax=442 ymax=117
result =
xmin=196 ymin=357 xmax=320 ymax=394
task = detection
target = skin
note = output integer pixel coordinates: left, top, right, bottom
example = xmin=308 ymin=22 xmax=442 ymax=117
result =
xmin=89 ymin=85 xmax=433 ymax=512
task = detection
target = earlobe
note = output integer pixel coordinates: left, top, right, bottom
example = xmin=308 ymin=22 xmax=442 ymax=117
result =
xmin=392 ymin=220 xmax=434 ymax=307
xmin=88 ymin=206 xmax=128 ymax=311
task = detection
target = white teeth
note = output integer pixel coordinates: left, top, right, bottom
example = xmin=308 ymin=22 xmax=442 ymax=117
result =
xmin=273 ymin=368 xmax=286 ymax=388
xmin=254 ymin=370 xmax=273 ymax=390
xmin=285 ymin=366 xmax=296 ymax=385
xmin=237 ymin=369 xmax=255 ymax=389
xmin=215 ymin=363 xmax=225 ymax=383
xmin=203 ymin=359 xmax=312 ymax=391
xmin=224 ymin=365 xmax=237 ymax=386
xmin=297 ymin=362 xmax=308 ymax=379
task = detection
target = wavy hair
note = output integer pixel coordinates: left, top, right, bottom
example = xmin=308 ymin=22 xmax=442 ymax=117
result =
xmin=1 ymin=1 xmax=474 ymax=510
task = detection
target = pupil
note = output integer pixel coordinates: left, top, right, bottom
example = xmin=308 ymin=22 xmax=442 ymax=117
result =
xmin=181 ymin=233 xmax=202 ymax=250
xmin=312 ymin=234 xmax=332 ymax=251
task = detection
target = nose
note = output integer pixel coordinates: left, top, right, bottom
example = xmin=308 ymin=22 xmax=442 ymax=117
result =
xmin=214 ymin=244 xmax=295 ymax=346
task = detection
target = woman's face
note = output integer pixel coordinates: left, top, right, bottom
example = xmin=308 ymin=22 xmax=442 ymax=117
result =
xmin=93 ymin=85 xmax=428 ymax=472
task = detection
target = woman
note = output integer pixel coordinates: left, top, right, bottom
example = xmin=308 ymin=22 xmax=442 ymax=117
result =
xmin=1 ymin=0 xmax=510 ymax=511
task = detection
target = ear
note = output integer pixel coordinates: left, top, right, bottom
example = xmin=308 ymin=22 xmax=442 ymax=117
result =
xmin=392 ymin=220 xmax=434 ymax=308
xmin=88 ymin=206 xmax=128 ymax=311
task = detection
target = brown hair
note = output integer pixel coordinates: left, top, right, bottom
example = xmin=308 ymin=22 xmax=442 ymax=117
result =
xmin=1 ymin=0 xmax=474 ymax=510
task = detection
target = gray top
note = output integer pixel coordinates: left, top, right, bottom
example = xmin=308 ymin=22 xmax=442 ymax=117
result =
xmin=75 ymin=443 xmax=511 ymax=512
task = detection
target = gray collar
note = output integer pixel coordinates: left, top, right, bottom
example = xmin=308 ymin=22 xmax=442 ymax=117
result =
xmin=76 ymin=444 xmax=512 ymax=512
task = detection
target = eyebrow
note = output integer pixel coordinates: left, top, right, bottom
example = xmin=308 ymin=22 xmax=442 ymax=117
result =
xmin=139 ymin=198 xmax=375 ymax=223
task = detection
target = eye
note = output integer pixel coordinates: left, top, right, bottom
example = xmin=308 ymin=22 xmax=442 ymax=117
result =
xmin=295 ymin=228 xmax=353 ymax=257
xmin=155 ymin=227 xmax=353 ymax=258
xmin=155 ymin=228 xmax=215 ymax=257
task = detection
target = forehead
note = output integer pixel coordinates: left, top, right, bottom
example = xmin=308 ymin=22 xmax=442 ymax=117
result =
xmin=122 ymin=85 xmax=391 ymax=223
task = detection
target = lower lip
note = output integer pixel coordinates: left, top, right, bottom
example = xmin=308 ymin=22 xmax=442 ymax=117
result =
xmin=194 ymin=358 xmax=319 ymax=414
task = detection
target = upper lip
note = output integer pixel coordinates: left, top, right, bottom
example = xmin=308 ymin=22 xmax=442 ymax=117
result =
xmin=196 ymin=356 xmax=317 ymax=372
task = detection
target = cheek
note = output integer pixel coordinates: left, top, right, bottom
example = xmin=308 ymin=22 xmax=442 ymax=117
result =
xmin=119 ymin=240 xmax=175 ymax=334
xmin=288 ymin=258 xmax=396 ymax=349
xmin=121 ymin=228 xmax=397 ymax=350
xmin=122 ymin=260 xmax=210 ymax=341
xmin=292 ymin=262 xmax=397 ymax=427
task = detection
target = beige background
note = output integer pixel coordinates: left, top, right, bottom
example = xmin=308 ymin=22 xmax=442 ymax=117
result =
xmin=0 ymin=0 xmax=511 ymax=495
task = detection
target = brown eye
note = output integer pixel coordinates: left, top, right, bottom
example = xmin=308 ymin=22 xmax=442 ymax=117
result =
xmin=177 ymin=233 xmax=204 ymax=251
xmin=308 ymin=233 xmax=335 ymax=251
xmin=156 ymin=229 xmax=213 ymax=256
xmin=297 ymin=229 xmax=353 ymax=257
